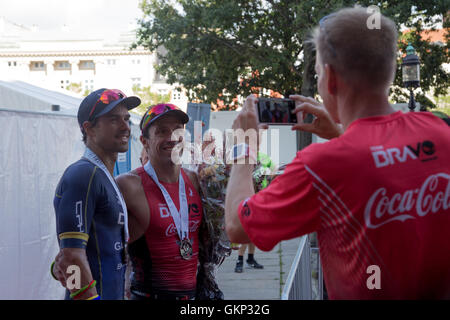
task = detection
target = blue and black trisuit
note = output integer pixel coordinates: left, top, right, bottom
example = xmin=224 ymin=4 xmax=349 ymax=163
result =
xmin=54 ymin=158 xmax=126 ymax=300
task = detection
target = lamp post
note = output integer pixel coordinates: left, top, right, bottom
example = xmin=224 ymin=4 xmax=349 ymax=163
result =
xmin=401 ymin=43 xmax=420 ymax=112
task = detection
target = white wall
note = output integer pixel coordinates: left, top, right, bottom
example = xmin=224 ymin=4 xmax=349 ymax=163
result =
xmin=209 ymin=111 xmax=302 ymax=167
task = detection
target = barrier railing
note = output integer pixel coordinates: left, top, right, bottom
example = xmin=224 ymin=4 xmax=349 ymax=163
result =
xmin=281 ymin=234 xmax=323 ymax=300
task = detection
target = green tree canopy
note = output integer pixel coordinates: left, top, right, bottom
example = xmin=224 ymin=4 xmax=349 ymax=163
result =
xmin=134 ymin=0 xmax=449 ymax=110
xmin=131 ymin=84 xmax=172 ymax=115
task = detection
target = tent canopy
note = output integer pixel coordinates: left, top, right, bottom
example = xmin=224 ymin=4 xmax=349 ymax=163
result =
xmin=0 ymin=80 xmax=82 ymax=114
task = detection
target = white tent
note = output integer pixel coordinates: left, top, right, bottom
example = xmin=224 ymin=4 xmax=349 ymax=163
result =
xmin=0 ymin=81 xmax=143 ymax=299
xmin=0 ymin=80 xmax=82 ymax=113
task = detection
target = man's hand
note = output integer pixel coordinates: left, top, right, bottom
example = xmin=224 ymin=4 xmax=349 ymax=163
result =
xmin=53 ymin=250 xmax=67 ymax=288
xmin=290 ymin=95 xmax=343 ymax=140
xmin=51 ymin=248 xmax=97 ymax=299
xmin=231 ymin=94 xmax=268 ymax=149
xmin=232 ymin=94 xmax=260 ymax=132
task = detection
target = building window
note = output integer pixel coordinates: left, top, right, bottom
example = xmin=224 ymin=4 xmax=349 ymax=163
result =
xmin=60 ymin=80 xmax=70 ymax=89
xmin=131 ymin=77 xmax=141 ymax=88
xmin=173 ymin=91 xmax=182 ymax=100
xmin=79 ymin=60 xmax=95 ymax=70
xmin=54 ymin=61 xmax=71 ymax=70
xmin=84 ymin=79 xmax=94 ymax=91
xmin=106 ymin=59 xmax=117 ymax=65
xmin=8 ymin=61 xmax=17 ymax=67
xmin=30 ymin=61 xmax=45 ymax=71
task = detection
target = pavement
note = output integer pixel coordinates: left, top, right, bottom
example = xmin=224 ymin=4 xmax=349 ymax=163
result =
xmin=215 ymin=237 xmax=302 ymax=300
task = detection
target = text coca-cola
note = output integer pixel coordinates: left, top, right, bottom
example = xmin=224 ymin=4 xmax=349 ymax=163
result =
xmin=364 ymin=173 xmax=450 ymax=229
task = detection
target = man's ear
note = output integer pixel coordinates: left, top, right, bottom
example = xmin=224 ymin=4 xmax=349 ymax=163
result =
xmin=82 ymin=120 xmax=98 ymax=142
xmin=140 ymin=134 xmax=153 ymax=153
xmin=325 ymin=64 xmax=338 ymax=95
xmin=82 ymin=121 xmax=92 ymax=136
xmin=140 ymin=134 xmax=147 ymax=146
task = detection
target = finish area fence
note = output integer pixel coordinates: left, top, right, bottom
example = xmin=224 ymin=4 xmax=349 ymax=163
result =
xmin=281 ymin=234 xmax=323 ymax=300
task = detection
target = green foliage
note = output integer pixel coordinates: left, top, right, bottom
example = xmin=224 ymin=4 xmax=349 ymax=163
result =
xmin=65 ymin=82 xmax=83 ymax=95
xmin=435 ymin=94 xmax=450 ymax=115
xmin=388 ymin=1 xmax=450 ymax=108
xmin=132 ymin=84 xmax=171 ymax=115
xmin=66 ymin=82 xmax=92 ymax=97
xmin=134 ymin=0 xmax=449 ymax=109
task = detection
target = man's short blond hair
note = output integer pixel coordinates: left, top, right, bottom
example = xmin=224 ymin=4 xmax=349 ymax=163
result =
xmin=313 ymin=7 xmax=398 ymax=90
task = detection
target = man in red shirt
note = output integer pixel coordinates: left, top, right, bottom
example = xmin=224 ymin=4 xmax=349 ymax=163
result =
xmin=117 ymin=104 xmax=203 ymax=300
xmin=225 ymin=7 xmax=450 ymax=299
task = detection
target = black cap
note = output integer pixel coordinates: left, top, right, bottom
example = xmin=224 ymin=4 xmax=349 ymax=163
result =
xmin=77 ymin=88 xmax=141 ymax=128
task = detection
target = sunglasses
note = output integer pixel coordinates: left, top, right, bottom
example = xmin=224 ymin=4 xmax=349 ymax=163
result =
xmin=318 ymin=13 xmax=338 ymax=58
xmin=140 ymin=104 xmax=179 ymax=132
xmin=88 ymin=89 xmax=126 ymax=121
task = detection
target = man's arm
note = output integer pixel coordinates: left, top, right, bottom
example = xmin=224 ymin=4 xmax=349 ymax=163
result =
xmin=53 ymin=165 xmax=98 ymax=299
xmin=225 ymin=163 xmax=253 ymax=243
xmin=116 ymin=171 xmax=150 ymax=243
xmin=225 ymin=95 xmax=260 ymax=244
xmin=184 ymin=168 xmax=202 ymax=196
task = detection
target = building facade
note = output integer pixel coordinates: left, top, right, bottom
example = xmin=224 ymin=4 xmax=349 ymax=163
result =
xmin=0 ymin=17 xmax=188 ymax=111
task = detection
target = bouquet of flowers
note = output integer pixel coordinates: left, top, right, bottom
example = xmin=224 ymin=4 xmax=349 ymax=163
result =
xmin=193 ymin=142 xmax=278 ymax=300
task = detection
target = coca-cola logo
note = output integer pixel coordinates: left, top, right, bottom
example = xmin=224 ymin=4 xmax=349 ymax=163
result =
xmin=165 ymin=220 xmax=201 ymax=237
xmin=364 ymin=173 xmax=450 ymax=229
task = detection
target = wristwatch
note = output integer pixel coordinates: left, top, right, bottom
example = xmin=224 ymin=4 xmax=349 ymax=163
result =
xmin=227 ymin=143 xmax=257 ymax=163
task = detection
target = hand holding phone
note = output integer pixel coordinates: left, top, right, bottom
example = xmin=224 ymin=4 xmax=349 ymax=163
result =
xmin=289 ymin=94 xmax=343 ymax=139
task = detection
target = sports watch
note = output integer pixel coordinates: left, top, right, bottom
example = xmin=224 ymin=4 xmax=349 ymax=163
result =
xmin=227 ymin=143 xmax=257 ymax=163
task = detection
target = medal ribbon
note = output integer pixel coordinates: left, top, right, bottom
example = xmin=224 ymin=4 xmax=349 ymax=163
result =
xmin=83 ymin=147 xmax=129 ymax=242
xmin=144 ymin=161 xmax=189 ymax=241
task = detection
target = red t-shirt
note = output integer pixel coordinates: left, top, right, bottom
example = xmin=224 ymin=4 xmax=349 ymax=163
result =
xmin=239 ymin=111 xmax=450 ymax=299
xmin=137 ymin=167 xmax=203 ymax=292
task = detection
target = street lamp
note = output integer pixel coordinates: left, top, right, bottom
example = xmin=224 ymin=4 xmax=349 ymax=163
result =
xmin=401 ymin=43 xmax=420 ymax=112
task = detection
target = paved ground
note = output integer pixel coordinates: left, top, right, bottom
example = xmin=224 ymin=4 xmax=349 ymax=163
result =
xmin=215 ymin=237 xmax=302 ymax=300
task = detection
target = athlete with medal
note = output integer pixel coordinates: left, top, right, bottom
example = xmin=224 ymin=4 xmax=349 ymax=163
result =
xmin=116 ymin=104 xmax=203 ymax=300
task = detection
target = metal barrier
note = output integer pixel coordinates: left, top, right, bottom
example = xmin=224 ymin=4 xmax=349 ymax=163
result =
xmin=281 ymin=234 xmax=323 ymax=300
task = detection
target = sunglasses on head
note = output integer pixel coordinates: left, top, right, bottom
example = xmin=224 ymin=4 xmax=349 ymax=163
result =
xmin=140 ymin=104 xmax=179 ymax=132
xmin=88 ymin=89 xmax=126 ymax=121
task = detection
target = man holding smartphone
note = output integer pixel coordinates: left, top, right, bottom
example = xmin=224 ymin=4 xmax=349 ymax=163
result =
xmin=225 ymin=7 xmax=450 ymax=299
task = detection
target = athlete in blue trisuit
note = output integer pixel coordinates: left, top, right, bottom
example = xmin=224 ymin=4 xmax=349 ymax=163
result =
xmin=51 ymin=88 xmax=140 ymax=300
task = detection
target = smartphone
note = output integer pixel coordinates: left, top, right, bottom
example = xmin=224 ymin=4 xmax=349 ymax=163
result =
xmin=257 ymin=98 xmax=297 ymax=124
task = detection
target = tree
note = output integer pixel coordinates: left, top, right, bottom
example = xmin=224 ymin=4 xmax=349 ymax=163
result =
xmin=389 ymin=2 xmax=449 ymax=109
xmin=132 ymin=84 xmax=172 ymax=115
xmin=134 ymin=0 xmax=449 ymax=110
xmin=66 ymin=82 xmax=83 ymax=95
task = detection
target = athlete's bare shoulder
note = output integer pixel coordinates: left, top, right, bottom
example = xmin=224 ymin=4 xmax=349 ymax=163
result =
xmin=116 ymin=169 xmax=141 ymax=189
xmin=116 ymin=169 xmax=150 ymax=241
xmin=182 ymin=167 xmax=201 ymax=194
